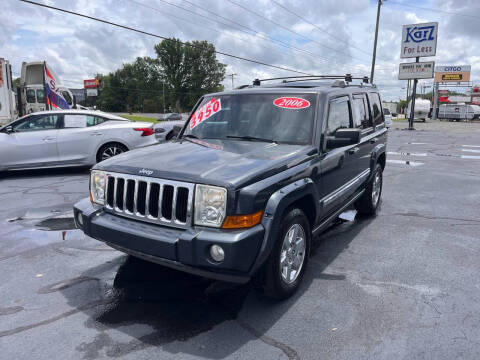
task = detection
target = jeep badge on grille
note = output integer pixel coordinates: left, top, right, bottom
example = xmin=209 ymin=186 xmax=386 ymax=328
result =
xmin=139 ymin=168 xmax=154 ymax=175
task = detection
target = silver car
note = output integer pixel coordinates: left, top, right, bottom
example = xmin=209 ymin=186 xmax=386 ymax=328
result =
xmin=0 ymin=110 xmax=157 ymax=171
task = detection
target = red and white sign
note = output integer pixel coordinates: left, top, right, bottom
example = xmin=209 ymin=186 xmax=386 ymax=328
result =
xmin=273 ymin=97 xmax=310 ymax=109
xmin=190 ymin=97 xmax=221 ymax=130
xmin=84 ymin=78 xmax=99 ymax=89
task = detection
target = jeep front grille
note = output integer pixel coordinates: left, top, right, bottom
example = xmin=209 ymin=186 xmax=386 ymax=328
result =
xmin=104 ymin=172 xmax=194 ymax=228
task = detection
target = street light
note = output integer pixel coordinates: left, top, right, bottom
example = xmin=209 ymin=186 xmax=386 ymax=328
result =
xmin=370 ymin=0 xmax=385 ymax=84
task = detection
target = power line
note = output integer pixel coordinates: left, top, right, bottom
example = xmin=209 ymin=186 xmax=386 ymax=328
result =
xmin=226 ymin=0 xmax=377 ymax=65
xmin=127 ymin=0 xmax=332 ymax=67
xmin=388 ymin=0 xmax=480 ymax=20
xmin=148 ymin=0 xmax=366 ymax=70
xmin=269 ymin=0 xmax=388 ymax=62
xmin=18 ymin=0 xmax=312 ymax=76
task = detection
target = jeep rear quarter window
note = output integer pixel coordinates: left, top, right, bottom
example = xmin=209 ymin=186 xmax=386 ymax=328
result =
xmin=368 ymin=92 xmax=384 ymax=127
xmin=352 ymin=93 xmax=372 ymax=129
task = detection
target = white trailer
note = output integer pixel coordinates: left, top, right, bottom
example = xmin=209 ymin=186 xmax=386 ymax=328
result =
xmin=407 ymin=98 xmax=431 ymax=122
xmin=0 ymin=58 xmax=16 ymax=125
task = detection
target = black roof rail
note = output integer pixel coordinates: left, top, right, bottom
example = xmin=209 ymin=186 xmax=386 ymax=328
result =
xmin=252 ymin=74 xmax=370 ymax=86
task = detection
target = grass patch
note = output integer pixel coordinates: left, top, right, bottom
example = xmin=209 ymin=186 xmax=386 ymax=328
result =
xmin=120 ymin=115 xmax=158 ymax=123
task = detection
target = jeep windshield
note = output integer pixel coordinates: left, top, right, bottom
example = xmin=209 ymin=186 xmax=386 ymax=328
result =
xmin=183 ymin=93 xmax=316 ymax=145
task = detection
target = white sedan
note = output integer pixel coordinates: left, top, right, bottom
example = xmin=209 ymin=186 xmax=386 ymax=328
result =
xmin=0 ymin=110 xmax=157 ymax=171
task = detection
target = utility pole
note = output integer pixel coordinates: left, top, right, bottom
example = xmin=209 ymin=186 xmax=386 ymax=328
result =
xmin=408 ymin=56 xmax=420 ymax=130
xmin=432 ymin=82 xmax=439 ymax=121
xmin=162 ymin=81 xmax=166 ymax=114
xmin=370 ymin=0 xmax=383 ymax=84
xmin=228 ymin=73 xmax=237 ymax=89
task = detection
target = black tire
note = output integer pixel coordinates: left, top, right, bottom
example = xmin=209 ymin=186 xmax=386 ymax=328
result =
xmin=259 ymin=208 xmax=311 ymax=300
xmin=96 ymin=143 xmax=128 ymax=163
xmin=355 ymin=163 xmax=383 ymax=215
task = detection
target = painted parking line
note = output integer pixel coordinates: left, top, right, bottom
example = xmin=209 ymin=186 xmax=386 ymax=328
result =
xmin=388 ymin=151 xmax=428 ymax=157
xmin=407 ymin=142 xmax=429 ymax=145
xmin=462 ymin=145 xmax=480 ymax=148
xmin=462 ymin=149 xmax=480 ymax=153
xmin=461 ymin=155 xmax=480 ymax=160
xmin=387 ymin=159 xmax=424 ymax=166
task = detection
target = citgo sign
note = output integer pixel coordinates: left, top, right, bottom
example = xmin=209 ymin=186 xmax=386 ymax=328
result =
xmin=434 ymin=65 xmax=471 ymax=83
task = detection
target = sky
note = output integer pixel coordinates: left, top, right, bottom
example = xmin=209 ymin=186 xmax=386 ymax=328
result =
xmin=1 ymin=0 xmax=479 ymax=102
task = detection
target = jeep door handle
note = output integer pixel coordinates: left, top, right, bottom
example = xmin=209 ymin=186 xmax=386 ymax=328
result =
xmin=370 ymin=138 xmax=378 ymax=144
xmin=91 ymin=132 xmax=103 ymax=136
xmin=42 ymin=137 xmax=56 ymax=142
xmin=349 ymin=147 xmax=360 ymax=154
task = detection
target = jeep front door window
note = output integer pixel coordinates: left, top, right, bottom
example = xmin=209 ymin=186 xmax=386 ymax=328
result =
xmin=184 ymin=93 xmax=316 ymax=145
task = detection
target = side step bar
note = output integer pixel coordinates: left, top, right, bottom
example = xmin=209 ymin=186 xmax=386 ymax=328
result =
xmin=312 ymin=190 xmax=365 ymax=236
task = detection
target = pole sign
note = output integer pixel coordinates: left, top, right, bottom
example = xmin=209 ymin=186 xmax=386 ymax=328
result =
xmin=398 ymin=61 xmax=435 ymax=80
xmin=84 ymin=78 xmax=99 ymax=89
xmin=434 ymin=65 xmax=471 ymax=83
xmin=400 ymin=22 xmax=438 ymax=58
xmin=86 ymin=88 xmax=98 ymax=97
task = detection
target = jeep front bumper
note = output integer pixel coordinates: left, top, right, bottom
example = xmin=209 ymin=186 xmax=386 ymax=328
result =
xmin=73 ymin=198 xmax=265 ymax=283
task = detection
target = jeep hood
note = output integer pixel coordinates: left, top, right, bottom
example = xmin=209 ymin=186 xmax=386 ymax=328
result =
xmin=95 ymin=138 xmax=315 ymax=189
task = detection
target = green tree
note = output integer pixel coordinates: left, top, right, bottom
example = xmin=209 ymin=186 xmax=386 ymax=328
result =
xmin=155 ymin=38 xmax=226 ymax=111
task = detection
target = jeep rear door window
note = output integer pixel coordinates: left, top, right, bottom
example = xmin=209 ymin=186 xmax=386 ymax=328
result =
xmin=183 ymin=93 xmax=316 ymax=144
xmin=368 ymin=92 xmax=384 ymax=127
xmin=352 ymin=94 xmax=372 ymax=129
xmin=326 ymin=96 xmax=351 ymax=136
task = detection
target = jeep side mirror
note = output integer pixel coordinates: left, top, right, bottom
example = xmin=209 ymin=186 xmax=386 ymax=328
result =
xmin=5 ymin=125 xmax=13 ymax=134
xmin=326 ymin=128 xmax=361 ymax=149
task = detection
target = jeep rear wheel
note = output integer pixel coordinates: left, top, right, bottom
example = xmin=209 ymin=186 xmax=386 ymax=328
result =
xmin=355 ymin=163 xmax=383 ymax=215
xmin=260 ymin=208 xmax=311 ymax=300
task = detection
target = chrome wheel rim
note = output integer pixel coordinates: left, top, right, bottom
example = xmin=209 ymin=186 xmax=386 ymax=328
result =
xmin=280 ymin=223 xmax=306 ymax=284
xmin=372 ymin=171 xmax=382 ymax=207
xmin=102 ymin=146 xmax=123 ymax=161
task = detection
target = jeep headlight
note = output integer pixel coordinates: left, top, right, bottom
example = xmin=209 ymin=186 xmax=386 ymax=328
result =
xmin=90 ymin=170 xmax=106 ymax=205
xmin=194 ymin=184 xmax=227 ymax=227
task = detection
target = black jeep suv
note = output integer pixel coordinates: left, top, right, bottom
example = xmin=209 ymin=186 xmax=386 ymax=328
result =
xmin=74 ymin=76 xmax=387 ymax=299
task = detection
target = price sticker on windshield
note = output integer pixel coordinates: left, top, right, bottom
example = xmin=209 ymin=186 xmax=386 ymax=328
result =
xmin=273 ymin=97 xmax=310 ymax=109
xmin=190 ymin=97 xmax=221 ymax=130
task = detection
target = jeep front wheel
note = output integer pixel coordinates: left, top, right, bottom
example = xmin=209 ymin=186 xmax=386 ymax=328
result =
xmin=261 ymin=208 xmax=311 ymax=299
xmin=355 ymin=163 xmax=383 ymax=215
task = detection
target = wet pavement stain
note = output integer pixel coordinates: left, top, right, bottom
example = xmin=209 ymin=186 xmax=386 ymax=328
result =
xmin=38 ymin=276 xmax=99 ymax=294
xmin=76 ymin=256 xmax=252 ymax=359
xmin=0 ymin=306 xmax=24 ymax=316
xmin=35 ymin=217 xmax=76 ymax=231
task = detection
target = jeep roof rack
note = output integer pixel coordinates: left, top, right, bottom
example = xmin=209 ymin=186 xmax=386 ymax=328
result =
xmin=252 ymin=74 xmax=370 ymax=86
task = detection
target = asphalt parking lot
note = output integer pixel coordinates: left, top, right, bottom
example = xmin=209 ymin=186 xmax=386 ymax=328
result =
xmin=1 ymin=126 xmax=480 ymax=360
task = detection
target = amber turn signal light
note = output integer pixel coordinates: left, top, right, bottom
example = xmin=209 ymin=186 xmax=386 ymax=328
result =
xmin=222 ymin=210 xmax=263 ymax=229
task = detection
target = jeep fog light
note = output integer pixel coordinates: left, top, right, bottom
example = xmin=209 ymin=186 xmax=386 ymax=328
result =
xmin=90 ymin=170 xmax=106 ymax=205
xmin=210 ymin=245 xmax=225 ymax=262
xmin=76 ymin=212 xmax=84 ymax=228
xmin=194 ymin=184 xmax=227 ymax=227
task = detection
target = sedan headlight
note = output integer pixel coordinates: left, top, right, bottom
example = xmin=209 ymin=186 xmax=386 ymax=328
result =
xmin=90 ymin=170 xmax=107 ymax=205
xmin=194 ymin=184 xmax=227 ymax=227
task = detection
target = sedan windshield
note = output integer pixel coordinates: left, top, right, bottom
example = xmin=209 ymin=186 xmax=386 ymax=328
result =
xmin=183 ymin=93 xmax=316 ymax=144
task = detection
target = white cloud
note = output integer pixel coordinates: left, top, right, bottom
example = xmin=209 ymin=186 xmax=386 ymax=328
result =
xmin=1 ymin=0 xmax=478 ymax=101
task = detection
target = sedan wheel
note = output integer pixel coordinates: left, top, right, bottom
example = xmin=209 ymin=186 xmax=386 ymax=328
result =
xmin=101 ymin=146 xmax=124 ymax=161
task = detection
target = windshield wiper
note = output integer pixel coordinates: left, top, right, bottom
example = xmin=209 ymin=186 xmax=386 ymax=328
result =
xmin=182 ymin=134 xmax=199 ymax=139
xmin=226 ymin=135 xmax=276 ymax=143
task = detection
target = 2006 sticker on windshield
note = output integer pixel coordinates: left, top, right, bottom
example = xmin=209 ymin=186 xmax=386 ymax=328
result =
xmin=190 ymin=97 xmax=221 ymax=130
xmin=273 ymin=97 xmax=310 ymax=109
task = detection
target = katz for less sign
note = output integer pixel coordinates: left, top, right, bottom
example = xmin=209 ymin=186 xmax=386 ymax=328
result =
xmin=400 ymin=22 xmax=438 ymax=58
